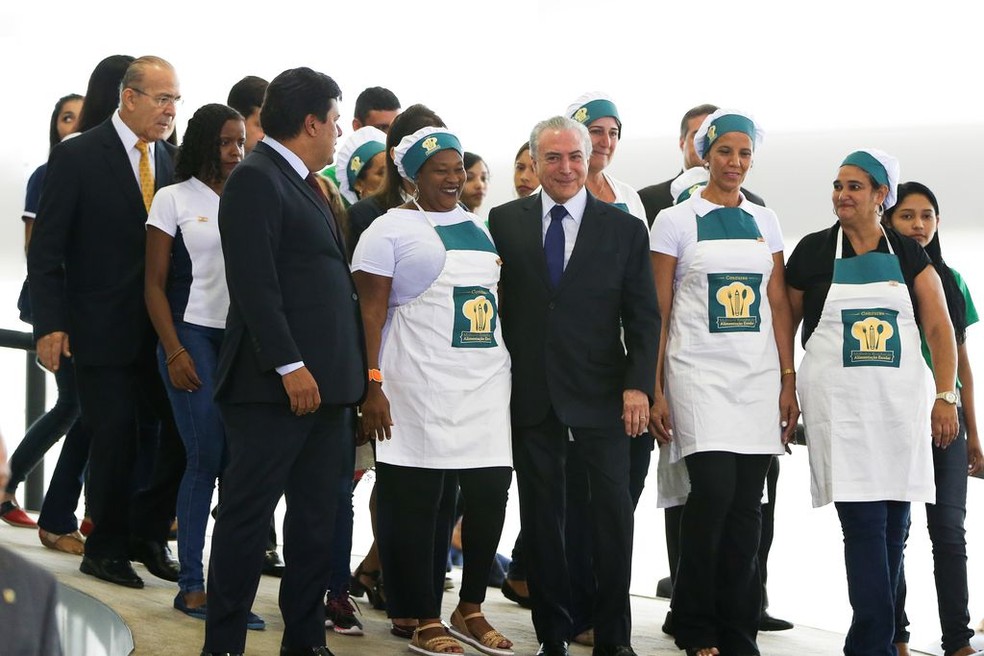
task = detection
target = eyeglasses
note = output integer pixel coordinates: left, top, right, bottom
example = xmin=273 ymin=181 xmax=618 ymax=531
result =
xmin=129 ymin=87 xmax=183 ymax=108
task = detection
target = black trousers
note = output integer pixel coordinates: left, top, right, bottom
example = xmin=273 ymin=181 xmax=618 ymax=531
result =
xmin=672 ymin=451 xmax=771 ymax=654
xmin=203 ymin=403 xmax=354 ymax=653
xmin=376 ymin=463 xmax=511 ymax=619
xmin=514 ymin=410 xmax=633 ymax=646
xmin=74 ymin=354 xmax=184 ymax=558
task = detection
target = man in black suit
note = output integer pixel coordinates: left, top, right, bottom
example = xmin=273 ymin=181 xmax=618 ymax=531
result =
xmin=29 ymin=56 xmax=184 ymax=589
xmin=639 ymin=104 xmax=787 ymax=634
xmin=638 ymin=103 xmax=765 ymax=227
xmin=488 ymin=116 xmax=659 ymax=656
xmin=203 ymin=67 xmax=366 ymax=656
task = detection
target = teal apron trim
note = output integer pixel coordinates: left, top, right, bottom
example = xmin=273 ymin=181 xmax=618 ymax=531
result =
xmin=433 ymin=221 xmax=497 ymax=253
xmin=696 ymin=207 xmax=762 ymax=242
xmin=610 ymin=201 xmax=629 ymax=213
xmin=832 ymin=251 xmax=904 ymax=285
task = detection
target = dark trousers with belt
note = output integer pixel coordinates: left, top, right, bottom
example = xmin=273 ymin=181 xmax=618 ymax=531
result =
xmin=74 ymin=352 xmax=184 ymax=558
xmin=514 ymin=409 xmax=634 ymax=647
xmin=204 ymin=403 xmax=354 ymax=653
xmin=672 ymin=451 xmax=771 ymax=654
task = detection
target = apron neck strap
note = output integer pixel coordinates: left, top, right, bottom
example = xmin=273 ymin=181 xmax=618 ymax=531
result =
xmin=835 ymin=223 xmax=893 ymax=260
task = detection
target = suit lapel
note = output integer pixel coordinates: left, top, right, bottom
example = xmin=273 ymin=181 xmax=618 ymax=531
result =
xmin=97 ymin=120 xmax=145 ymax=216
xmin=556 ymin=192 xmax=605 ymax=293
xmin=255 ymin=142 xmax=344 ymax=251
xmin=522 ymin=194 xmax=552 ymax=290
xmin=154 ymin=141 xmax=175 ymax=190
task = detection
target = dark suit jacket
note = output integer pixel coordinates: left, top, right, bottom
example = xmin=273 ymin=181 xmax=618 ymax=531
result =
xmin=639 ymin=172 xmax=766 ymax=226
xmin=215 ymin=140 xmax=367 ymax=406
xmin=489 ymin=191 xmax=659 ymax=429
xmin=28 ymin=118 xmax=175 ymax=365
xmin=0 ymin=546 xmax=62 ymax=655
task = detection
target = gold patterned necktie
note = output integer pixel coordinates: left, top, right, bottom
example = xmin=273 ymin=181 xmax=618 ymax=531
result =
xmin=135 ymin=140 xmax=154 ymax=212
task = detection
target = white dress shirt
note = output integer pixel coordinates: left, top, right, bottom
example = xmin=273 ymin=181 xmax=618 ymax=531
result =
xmin=540 ymin=186 xmax=588 ymax=270
xmin=111 ymin=111 xmax=156 ymax=182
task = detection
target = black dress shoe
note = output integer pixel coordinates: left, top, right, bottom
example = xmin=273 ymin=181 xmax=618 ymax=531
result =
xmin=662 ymin=610 xmax=675 ymax=636
xmin=129 ymin=538 xmax=179 ymax=581
xmin=500 ymin=577 xmax=532 ymax=609
xmin=536 ymin=642 xmax=569 ymax=656
xmin=200 ymin=651 xmax=243 ymax=656
xmin=263 ymin=549 xmax=286 ymax=577
xmin=759 ymin=611 xmax=794 ymax=631
xmin=280 ymin=647 xmax=334 ymax=655
xmin=593 ymin=647 xmax=637 ymax=656
xmin=656 ymin=575 xmax=673 ymax=598
xmin=80 ymin=556 xmax=144 ymax=588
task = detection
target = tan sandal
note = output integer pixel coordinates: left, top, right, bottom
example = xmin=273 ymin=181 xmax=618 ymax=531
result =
xmin=448 ymin=609 xmax=514 ymax=656
xmin=409 ymin=622 xmax=464 ymax=656
xmin=38 ymin=528 xmax=85 ymax=555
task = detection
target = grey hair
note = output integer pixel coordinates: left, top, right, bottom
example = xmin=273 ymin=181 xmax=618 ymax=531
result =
xmin=529 ymin=116 xmax=591 ymax=162
xmin=119 ymin=55 xmax=175 ymax=100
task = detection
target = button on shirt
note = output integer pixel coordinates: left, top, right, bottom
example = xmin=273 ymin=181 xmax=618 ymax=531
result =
xmin=112 ymin=111 xmax=156 ymax=183
xmin=540 ymin=186 xmax=587 ymax=270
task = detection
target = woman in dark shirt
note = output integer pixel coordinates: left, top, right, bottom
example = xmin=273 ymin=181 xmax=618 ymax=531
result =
xmin=786 ymin=149 xmax=958 ymax=656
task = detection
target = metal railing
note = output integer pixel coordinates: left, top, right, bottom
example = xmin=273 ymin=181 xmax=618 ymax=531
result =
xmin=0 ymin=327 xmax=47 ymax=509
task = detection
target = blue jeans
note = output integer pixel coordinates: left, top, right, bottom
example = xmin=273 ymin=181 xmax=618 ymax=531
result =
xmin=7 ymin=356 xmax=89 ymax=534
xmin=836 ymin=500 xmax=910 ymax=656
xmin=327 ymin=437 xmax=356 ymax=596
xmin=894 ymin=407 xmax=973 ymax=655
xmin=157 ymin=322 xmax=226 ymax=593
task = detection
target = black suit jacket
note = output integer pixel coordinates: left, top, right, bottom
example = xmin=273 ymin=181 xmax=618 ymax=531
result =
xmin=639 ymin=172 xmax=766 ymax=226
xmin=28 ymin=118 xmax=175 ymax=365
xmin=215 ymin=141 xmax=367 ymax=406
xmin=489 ymin=191 xmax=659 ymax=429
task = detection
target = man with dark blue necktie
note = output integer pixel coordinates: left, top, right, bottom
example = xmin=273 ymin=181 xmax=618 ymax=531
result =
xmin=488 ymin=116 xmax=659 ymax=656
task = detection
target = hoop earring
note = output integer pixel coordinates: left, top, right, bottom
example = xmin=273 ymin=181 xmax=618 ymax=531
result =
xmin=410 ymin=184 xmax=420 ymax=202
xmin=702 ymin=162 xmax=710 ymax=170
xmin=876 ymin=204 xmax=884 ymax=218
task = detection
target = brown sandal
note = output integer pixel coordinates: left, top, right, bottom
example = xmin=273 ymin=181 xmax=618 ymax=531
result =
xmin=448 ymin=609 xmax=514 ymax=656
xmin=38 ymin=528 xmax=85 ymax=555
xmin=409 ymin=622 xmax=464 ymax=656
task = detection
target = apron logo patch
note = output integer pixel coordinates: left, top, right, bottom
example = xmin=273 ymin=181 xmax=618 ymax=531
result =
xmin=707 ymin=273 xmax=762 ymax=332
xmin=452 ymin=286 xmax=498 ymax=348
xmin=841 ymin=308 xmax=901 ymax=367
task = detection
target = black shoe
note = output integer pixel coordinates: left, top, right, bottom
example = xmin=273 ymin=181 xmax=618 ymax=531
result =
xmin=280 ymin=647 xmax=334 ymax=656
xmin=536 ymin=642 xmax=569 ymax=656
xmin=593 ymin=647 xmax=637 ymax=656
xmin=656 ymin=575 xmax=673 ymax=598
xmin=262 ymin=549 xmax=285 ymax=577
xmin=662 ymin=610 xmax=674 ymax=636
xmin=200 ymin=652 xmax=243 ymax=656
xmin=500 ymin=577 xmax=532 ymax=609
xmin=759 ymin=611 xmax=794 ymax=631
xmin=129 ymin=537 xmax=179 ymax=582
xmin=80 ymin=556 xmax=144 ymax=588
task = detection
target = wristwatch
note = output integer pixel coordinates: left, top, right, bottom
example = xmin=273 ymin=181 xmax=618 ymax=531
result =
xmin=935 ymin=390 xmax=958 ymax=405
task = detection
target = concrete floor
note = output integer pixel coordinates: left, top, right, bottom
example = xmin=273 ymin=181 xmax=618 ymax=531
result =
xmin=1 ymin=522 xmax=862 ymax=656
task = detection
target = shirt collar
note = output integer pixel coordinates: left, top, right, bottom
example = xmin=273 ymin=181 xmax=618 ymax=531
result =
xmin=112 ymin=110 xmax=155 ymax=156
xmin=540 ymin=186 xmax=588 ymax=224
xmin=691 ymin=187 xmax=749 ymax=215
xmin=262 ymin=136 xmax=309 ymax=179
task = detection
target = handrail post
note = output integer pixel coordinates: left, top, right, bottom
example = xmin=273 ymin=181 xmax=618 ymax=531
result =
xmin=23 ymin=351 xmax=46 ymax=510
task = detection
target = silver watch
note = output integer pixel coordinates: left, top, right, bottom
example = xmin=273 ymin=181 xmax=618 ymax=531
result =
xmin=935 ymin=390 xmax=958 ymax=405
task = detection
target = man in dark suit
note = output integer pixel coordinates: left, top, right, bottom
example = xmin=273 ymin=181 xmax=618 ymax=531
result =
xmin=203 ymin=67 xmax=366 ymax=656
xmin=489 ymin=116 xmax=659 ymax=656
xmin=638 ymin=103 xmax=765 ymax=227
xmin=638 ymin=104 xmax=787 ymax=634
xmin=29 ymin=56 xmax=184 ymax=589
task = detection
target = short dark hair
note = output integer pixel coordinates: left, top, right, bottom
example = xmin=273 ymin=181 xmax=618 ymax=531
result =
xmin=261 ymin=67 xmax=341 ymax=141
xmin=48 ymin=93 xmax=83 ymax=151
xmin=174 ymin=103 xmax=244 ymax=184
xmin=227 ymin=75 xmax=268 ymax=118
xmin=354 ymin=87 xmax=400 ymax=124
xmin=679 ymin=103 xmax=719 ymax=140
xmin=373 ymin=104 xmax=445 ymax=211
xmin=77 ymin=54 xmax=134 ymax=133
xmin=463 ymin=152 xmax=485 ymax=171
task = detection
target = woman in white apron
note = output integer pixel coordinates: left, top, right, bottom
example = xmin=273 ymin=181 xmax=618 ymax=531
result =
xmin=649 ymin=109 xmax=798 ymax=656
xmin=884 ymin=181 xmax=981 ymax=656
xmin=352 ymin=127 xmax=513 ymax=656
xmin=786 ymin=150 xmax=959 ymax=656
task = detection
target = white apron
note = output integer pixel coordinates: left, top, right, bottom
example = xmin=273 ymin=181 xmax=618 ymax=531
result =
xmin=799 ymin=227 xmax=934 ymax=507
xmin=658 ymin=205 xmax=783 ymax=505
xmin=376 ymin=206 xmax=512 ymax=470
